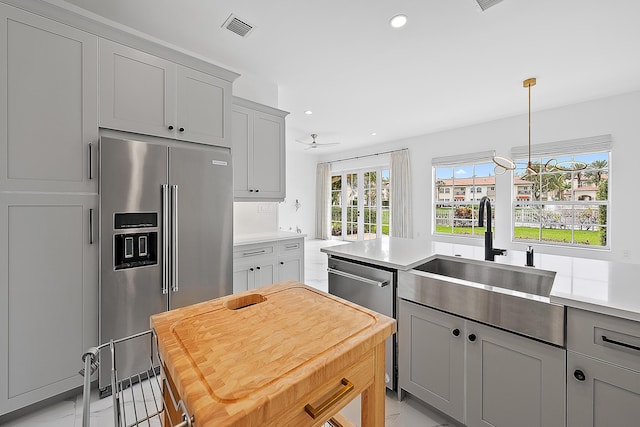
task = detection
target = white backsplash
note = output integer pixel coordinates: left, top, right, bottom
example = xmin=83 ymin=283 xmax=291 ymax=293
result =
xmin=234 ymin=202 xmax=279 ymax=235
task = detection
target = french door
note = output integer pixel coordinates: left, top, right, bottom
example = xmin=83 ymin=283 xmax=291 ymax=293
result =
xmin=331 ymin=169 xmax=389 ymax=241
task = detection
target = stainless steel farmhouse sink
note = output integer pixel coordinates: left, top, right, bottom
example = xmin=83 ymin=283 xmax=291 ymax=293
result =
xmin=398 ymin=255 xmax=565 ymax=346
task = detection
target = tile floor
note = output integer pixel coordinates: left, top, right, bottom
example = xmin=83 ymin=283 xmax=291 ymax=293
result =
xmin=3 ymin=238 xmax=452 ymax=427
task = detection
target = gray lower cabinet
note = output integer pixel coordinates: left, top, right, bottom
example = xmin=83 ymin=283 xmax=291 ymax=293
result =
xmin=0 ymin=193 xmax=98 ymax=415
xmin=399 ymin=299 xmax=566 ymax=427
xmin=233 ymin=237 xmax=304 ymax=293
xmin=566 ymin=307 xmax=640 ymax=426
xmin=399 ymin=299 xmax=464 ymax=420
xmin=466 ymin=320 xmax=566 ymax=427
xmin=567 ymin=352 xmax=640 ymax=426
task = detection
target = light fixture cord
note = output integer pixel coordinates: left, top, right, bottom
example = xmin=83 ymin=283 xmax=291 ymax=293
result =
xmin=528 ymin=83 xmax=531 ymax=166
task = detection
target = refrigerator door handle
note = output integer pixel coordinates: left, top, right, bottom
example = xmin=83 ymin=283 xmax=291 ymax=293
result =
xmin=162 ymin=184 xmax=169 ymax=295
xmin=171 ymin=184 xmax=179 ymax=293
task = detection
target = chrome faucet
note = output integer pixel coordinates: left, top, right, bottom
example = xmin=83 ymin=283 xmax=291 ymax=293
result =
xmin=478 ymin=196 xmax=506 ymax=261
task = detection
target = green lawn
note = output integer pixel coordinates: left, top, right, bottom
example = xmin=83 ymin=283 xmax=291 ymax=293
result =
xmin=435 ymin=226 xmax=602 ymax=246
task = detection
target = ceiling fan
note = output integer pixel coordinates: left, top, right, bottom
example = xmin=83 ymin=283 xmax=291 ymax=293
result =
xmin=296 ymin=134 xmax=340 ymax=150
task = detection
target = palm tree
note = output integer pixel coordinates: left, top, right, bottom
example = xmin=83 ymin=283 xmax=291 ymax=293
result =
xmin=584 ymin=160 xmax=608 ymax=186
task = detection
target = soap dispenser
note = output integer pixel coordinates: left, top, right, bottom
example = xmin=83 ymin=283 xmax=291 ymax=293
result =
xmin=526 ymin=246 xmax=534 ymax=267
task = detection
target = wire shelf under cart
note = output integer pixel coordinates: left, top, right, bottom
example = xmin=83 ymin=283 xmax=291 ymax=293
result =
xmin=80 ymin=329 xmax=193 ymax=427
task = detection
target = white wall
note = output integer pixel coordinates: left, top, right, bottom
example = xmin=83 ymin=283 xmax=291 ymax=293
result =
xmin=278 ymin=149 xmax=317 ymax=237
xmin=309 ymin=90 xmax=640 ymax=263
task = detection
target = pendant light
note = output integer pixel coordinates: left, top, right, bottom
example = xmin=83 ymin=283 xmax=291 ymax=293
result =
xmin=493 ymin=78 xmax=587 ymax=175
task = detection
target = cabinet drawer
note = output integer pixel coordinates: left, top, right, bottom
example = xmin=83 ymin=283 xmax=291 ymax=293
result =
xmin=233 ymin=243 xmax=276 ymax=260
xmin=279 ymin=238 xmax=303 ymax=254
xmin=567 ymin=308 xmax=640 ymax=372
xmin=267 ymin=351 xmax=374 ymax=426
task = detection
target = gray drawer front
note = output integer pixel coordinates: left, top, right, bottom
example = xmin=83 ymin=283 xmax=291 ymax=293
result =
xmin=567 ymin=308 xmax=640 ymax=372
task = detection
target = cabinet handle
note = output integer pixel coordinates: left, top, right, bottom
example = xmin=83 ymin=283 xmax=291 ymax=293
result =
xmin=88 ymin=142 xmax=94 ymax=180
xmin=255 ymin=189 xmax=260 ymax=193
xmin=89 ymin=208 xmax=94 ymax=244
xmin=573 ymin=369 xmax=586 ymax=382
xmin=327 ymin=267 xmax=389 ymax=288
xmin=249 ymin=189 xmax=254 ymax=192
xmin=249 ymin=268 xmax=254 ymax=272
xmin=168 ymin=125 xmax=174 ymax=130
xmin=452 ymin=328 xmax=460 ymax=337
xmin=304 ymin=378 xmax=354 ymax=420
xmin=242 ymin=249 xmax=267 ymax=256
xmin=280 ymin=261 xmax=285 ymax=265
xmin=256 ymin=266 xmax=261 ymax=270
xmin=179 ymin=127 xmax=185 ymax=132
xmin=602 ymin=335 xmax=640 ymax=353
xmin=285 ymin=244 xmax=299 ymax=249
xmin=468 ymin=333 xmax=477 ymax=342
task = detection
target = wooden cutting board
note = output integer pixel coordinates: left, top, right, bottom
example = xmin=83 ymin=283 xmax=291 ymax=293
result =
xmin=151 ymin=281 xmax=395 ymax=426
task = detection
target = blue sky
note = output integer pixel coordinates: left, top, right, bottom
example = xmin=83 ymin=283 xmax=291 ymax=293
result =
xmin=435 ymin=152 xmax=608 ymax=180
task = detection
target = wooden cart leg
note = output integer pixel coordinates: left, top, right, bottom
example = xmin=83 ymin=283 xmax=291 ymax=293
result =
xmin=361 ymin=342 xmax=386 ymax=427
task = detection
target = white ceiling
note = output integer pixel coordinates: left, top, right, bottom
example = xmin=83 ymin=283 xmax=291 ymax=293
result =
xmin=61 ymin=0 xmax=640 ymax=154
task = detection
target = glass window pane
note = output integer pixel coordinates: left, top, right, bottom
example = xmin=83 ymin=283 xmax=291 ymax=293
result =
xmin=331 ymin=175 xmax=341 ymax=190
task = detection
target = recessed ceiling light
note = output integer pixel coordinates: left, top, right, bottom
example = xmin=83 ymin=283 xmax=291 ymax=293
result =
xmin=390 ymin=14 xmax=407 ymax=28
xmin=304 ymin=110 xmax=313 ymax=115
xmin=371 ymin=132 xmax=377 ymax=136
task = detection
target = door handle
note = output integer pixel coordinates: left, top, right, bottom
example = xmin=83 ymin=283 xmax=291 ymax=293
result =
xmin=162 ymin=184 xmax=169 ymax=295
xmin=88 ymin=208 xmax=94 ymax=244
xmin=327 ymin=267 xmax=389 ymax=287
xmin=171 ymin=185 xmax=179 ymax=292
xmin=88 ymin=142 xmax=94 ymax=180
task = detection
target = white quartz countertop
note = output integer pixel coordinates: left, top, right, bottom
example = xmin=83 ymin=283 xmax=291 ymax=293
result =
xmin=320 ymin=237 xmax=640 ymax=322
xmin=234 ymin=231 xmax=306 ymax=246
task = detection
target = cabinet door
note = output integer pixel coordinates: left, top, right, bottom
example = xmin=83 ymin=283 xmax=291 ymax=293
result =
xmin=231 ymin=107 xmax=251 ymax=197
xmin=176 ymin=66 xmax=230 ymax=147
xmin=0 ymin=3 xmax=98 ymax=193
xmin=398 ymin=300 xmax=465 ymax=421
xmin=250 ymin=111 xmax=285 ymax=199
xmin=278 ymin=256 xmax=302 ymax=282
xmin=99 ymin=39 xmax=177 ymax=139
xmin=0 ymin=193 xmax=97 ymax=414
xmin=254 ymin=263 xmax=276 ymax=289
xmin=567 ymin=351 xmax=640 ymax=427
xmin=466 ymin=321 xmax=566 ymax=427
xmin=233 ymin=263 xmax=251 ymax=294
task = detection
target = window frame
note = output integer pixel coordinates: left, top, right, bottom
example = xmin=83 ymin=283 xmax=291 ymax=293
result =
xmin=510 ymin=150 xmax=610 ymax=249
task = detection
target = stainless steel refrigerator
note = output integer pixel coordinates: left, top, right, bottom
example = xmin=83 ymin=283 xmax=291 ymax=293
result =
xmin=99 ymin=135 xmax=233 ymax=393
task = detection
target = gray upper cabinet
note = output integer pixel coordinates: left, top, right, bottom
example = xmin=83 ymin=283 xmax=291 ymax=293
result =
xmin=0 ymin=2 xmax=98 ymax=193
xmin=399 ymin=299 xmax=566 ymax=427
xmin=232 ymin=97 xmax=288 ymax=201
xmin=100 ymin=39 xmax=232 ymax=147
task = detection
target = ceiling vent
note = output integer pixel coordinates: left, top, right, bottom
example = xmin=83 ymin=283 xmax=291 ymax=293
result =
xmin=222 ymin=14 xmax=255 ymax=38
xmin=475 ymin=0 xmax=504 ymax=11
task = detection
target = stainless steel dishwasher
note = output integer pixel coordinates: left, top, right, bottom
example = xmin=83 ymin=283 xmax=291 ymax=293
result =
xmin=328 ymin=256 xmax=396 ymax=390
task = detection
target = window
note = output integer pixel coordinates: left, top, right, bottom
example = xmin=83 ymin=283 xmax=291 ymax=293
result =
xmin=331 ymin=168 xmax=390 ymax=240
xmin=511 ymin=135 xmax=611 ymax=248
xmin=434 ymin=159 xmax=496 ymax=237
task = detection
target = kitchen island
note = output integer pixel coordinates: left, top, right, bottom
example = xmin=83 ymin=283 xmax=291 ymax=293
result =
xmin=322 ymin=237 xmax=640 ymax=427
xmin=321 ymin=237 xmax=640 ymax=321
xmin=151 ymin=281 xmax=395 ymax=426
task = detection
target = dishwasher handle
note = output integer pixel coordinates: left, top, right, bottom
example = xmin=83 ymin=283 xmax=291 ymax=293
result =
xmin=327 ymin=267 xmax=389 ymax=287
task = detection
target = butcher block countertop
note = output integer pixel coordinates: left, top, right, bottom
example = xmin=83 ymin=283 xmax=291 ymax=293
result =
xmin=151 ymin=281 xmax=396 ymax=426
